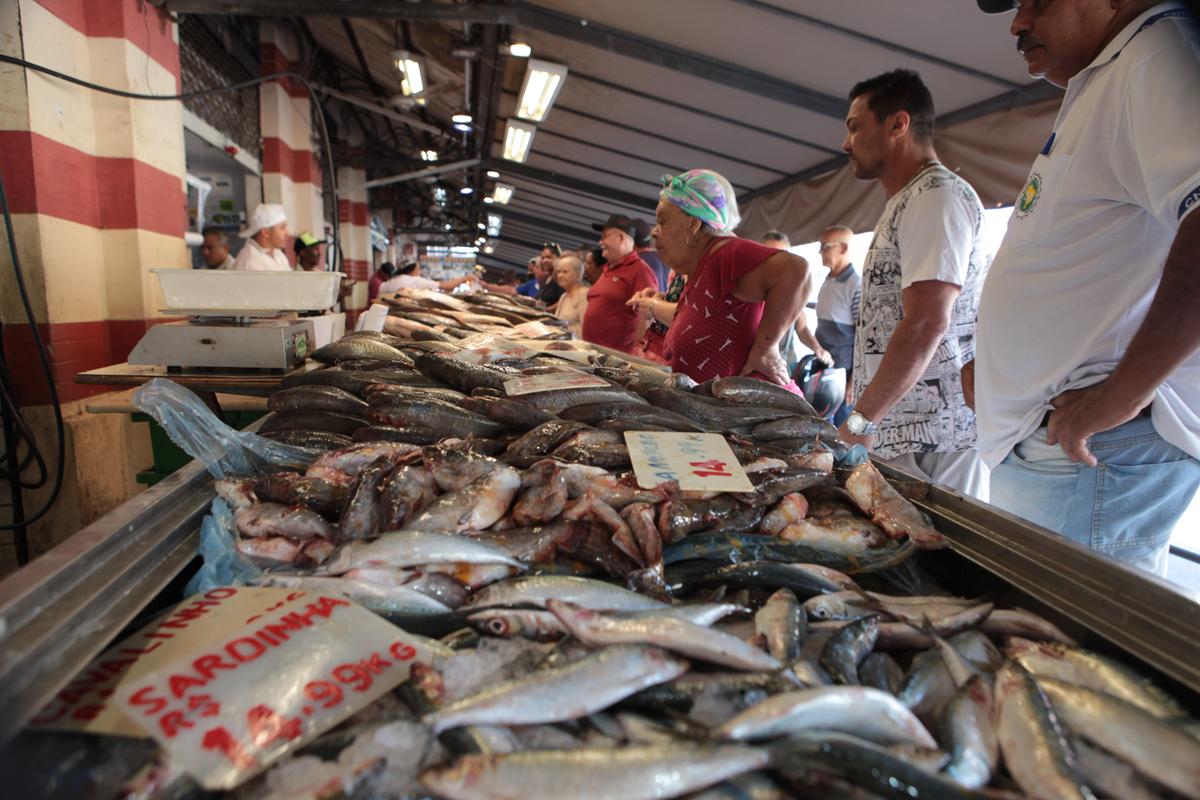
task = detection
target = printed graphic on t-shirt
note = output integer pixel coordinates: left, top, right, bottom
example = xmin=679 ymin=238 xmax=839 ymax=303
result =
xmin=854 ymin=166 xmax=988 ymax=459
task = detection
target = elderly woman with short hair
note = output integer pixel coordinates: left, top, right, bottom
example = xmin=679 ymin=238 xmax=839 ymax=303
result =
xmin=652 ymin=169 xmax=812 ymax=386
xmin=553 ymin=254 xmax=590 ymax=337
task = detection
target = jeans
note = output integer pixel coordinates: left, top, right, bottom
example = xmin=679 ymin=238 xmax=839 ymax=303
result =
xmin=990 ymin=415 xmax=1200 ymax=575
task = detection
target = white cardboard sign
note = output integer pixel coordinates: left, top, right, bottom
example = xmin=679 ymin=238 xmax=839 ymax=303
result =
xmin=114 ymin=588 xmax=425 ymax=790
xmin=450 ymin=334 xmax=539 ymax=364
xmin=503 ymin=372 xmax=610 ymax=396
xmin=624 ymin=431 xmax=754 ymax=492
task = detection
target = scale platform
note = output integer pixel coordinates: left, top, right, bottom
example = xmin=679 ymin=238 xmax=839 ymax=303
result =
xmin=127 ymin=318 xmax=315 ymax=371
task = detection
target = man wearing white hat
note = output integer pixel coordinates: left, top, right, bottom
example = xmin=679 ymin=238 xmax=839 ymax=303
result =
xmin=228 ymin=203 xmax=292 ymax=271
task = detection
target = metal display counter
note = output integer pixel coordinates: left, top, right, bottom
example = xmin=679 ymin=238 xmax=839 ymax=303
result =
xmin=2 ymin=456 xmax=1198 ymax=749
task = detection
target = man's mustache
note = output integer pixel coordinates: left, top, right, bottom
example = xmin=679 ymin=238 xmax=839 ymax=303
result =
xmin=1017 ymin=33 xmax=1043 ymax=53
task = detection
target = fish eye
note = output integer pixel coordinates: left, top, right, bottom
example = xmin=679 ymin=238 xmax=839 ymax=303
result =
xmin=487 ymin=618 xmax=508 ymax=635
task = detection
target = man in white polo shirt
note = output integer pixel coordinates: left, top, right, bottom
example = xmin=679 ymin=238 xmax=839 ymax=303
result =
xmin=969 ymin=0 xmax=1200 ymax=573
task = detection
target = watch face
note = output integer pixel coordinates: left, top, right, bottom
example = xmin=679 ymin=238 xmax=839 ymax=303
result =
xmin=848 ymin=413 xmax=868 ymax=435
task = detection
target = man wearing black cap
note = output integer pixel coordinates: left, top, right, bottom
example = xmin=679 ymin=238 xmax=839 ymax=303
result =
xmin=583 ymin=214 xmax=658 ymax=353
xmin=969 ymin=0 xmax=1200 ymax=574
xmin=633 ymin=218 xmax=670 ymax=292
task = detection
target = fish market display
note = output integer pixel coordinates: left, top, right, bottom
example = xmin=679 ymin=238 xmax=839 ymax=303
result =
xmin=30 ymin=317 xmax=1200 ymax=800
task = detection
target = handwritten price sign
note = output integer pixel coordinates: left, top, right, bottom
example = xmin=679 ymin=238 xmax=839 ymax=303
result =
xmin=115 ymin=588 xmax=432 ymax=790
xmin=503 ymin=372 xmax=610 ymax=396
xmin=624 ymin=432 xmax=753 ymax=492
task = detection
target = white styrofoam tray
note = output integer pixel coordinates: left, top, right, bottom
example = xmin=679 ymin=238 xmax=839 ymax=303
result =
xmin=152 ymin=269 xmax=345 ymax=312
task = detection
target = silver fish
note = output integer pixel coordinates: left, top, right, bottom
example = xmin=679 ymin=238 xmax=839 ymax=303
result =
xmin=462 ymin=575 xmax=667 ymax=612
xmin=233 ymin=502 xmax=335 ymax=540
xmin=754 ymin=588 xmax=805 ymax=662
xmin=320 ymin=530 xmax=525 ymax=574
xmin=819 ymin=615 xmax=878 ymax=685
xmin=252 ymin=574 xmax=452 ymax=617
xmin=993 ymin=663 xmax=1095 ymax=800
xmin=1038 ymin=676 xmax=1200 ymax=799
xmin=547 ymin=600 xmax=780 ymax=672
xmin=941 ymin=675 xmax=998 ymax=789
xmin=715 ymin=686 xmax=936 ymax=748
xmin=406 ymin=466 xmax=522 ymax=532
xmin=425 ymin=646 xmax=688 ymax=733
xmin=419 ymin=743 xmax=769 ymax=800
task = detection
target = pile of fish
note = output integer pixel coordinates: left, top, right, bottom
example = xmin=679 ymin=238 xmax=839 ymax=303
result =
xmin=378 ymin=287 xmax=573 ymax=342
xmin=161 ymin=328 xmax=1200 ymax=797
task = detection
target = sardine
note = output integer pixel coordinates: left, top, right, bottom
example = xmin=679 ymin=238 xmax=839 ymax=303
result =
xmin=252 ymin=574 xmax=452 ymax=617
xmin=1038 ymin=676 xmax=1200 ymax=799
xmin=858 ymin=651 xmax=904 ymax=695
xmin=820 ymin=615 xmax=879 ymax=685
xmin=547 ymin=600 xmax=781 ymax=672
xmin=462 ymin=574 xmax=667 ymax=612
xmin=420 ymin=743 xmax=769 ymax=800
xmin=378 ymin=464 xmax=438 ymax=529
xmin=320 ymin=530 xmax=525 ymax=574
xmin=716 ymin=686 xmax=936 ymax=748
xmin=993 ymin=663 xmax=1095 ymax=800
xmin=1072 ymin=738 xmax=1162 ymax=800
xmin=1008 ymin=638 xmax=1184 ymax=718
xmin=667 ymin=560 xmax=857 ymax=598
xmin=233 ymin=502 xmax=335 ymax=540
xmin=754 ymin=589 xmax=806 ymax=663
xmin=425 ymin=646 xmax=689 ymax=732
xmin=941 ymin=675 xmax=997 ymax=789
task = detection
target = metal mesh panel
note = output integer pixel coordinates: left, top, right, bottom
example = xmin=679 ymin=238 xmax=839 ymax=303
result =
xmin=179 ymin=16 xmax=260 ymax=159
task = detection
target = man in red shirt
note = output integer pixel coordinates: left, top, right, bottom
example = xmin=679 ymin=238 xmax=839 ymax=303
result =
xmin=582 ymin=214 xmax=658 ymax=353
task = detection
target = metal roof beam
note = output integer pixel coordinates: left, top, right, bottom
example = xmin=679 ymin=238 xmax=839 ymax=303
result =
xmin=513 ymin=2 xmax=846 ymax=119
xmin=503 ymin=178 xmax=651 ymax=217
xmin=485 ymin=160 xmax=658 ymax=212
xmin=165 ymin=0 xmax=516 ymax=23
xmin=727 ymin=0 xmax=1023 ymax=90
xmin=500 ymin=211 xmax=596 ymax=243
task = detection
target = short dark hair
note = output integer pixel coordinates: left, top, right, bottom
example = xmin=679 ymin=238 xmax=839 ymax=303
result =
xmin=378 ymin=262 xmax=398 ymax=279
xmin=849 ymin=69 xmax=935 ymax=145
xmin=399 ymin=261 xmax=419 ymax=275
xmin=541 ymin=242 xmax=562 ymax=256
xmin=201 ymin=226 xmax=228 ymax=245
xmin=762 ymin=230 xmax=790 ymax=246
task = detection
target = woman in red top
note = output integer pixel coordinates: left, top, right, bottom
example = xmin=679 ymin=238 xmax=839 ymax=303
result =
xmin=653 ymin=169 xmax=812 ymax=386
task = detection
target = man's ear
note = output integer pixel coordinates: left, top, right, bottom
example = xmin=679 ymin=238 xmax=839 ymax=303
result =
xmin=889 ymin=110 xmax=912 ymax=141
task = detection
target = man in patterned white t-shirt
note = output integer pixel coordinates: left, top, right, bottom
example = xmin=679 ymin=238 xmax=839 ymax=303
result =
xmin=837 ymin=69 xmax=990 ymax=500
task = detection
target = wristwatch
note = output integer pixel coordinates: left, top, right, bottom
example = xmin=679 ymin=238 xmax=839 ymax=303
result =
xmin=846 ymin=411 xmax=878 ymax=436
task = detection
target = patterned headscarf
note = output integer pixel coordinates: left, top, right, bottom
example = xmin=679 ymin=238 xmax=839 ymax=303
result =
xmin=659 ymin=169 xmax=741 ymax=235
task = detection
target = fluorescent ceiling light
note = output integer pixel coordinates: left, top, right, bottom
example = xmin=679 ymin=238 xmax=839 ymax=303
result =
xmin=483 ymin=244 xmax=495 ymax=254
xmin=452 ymin=113 xmax=473 ymax=124
xmin=502 ymin=120 xmax=536 ymax=163
xmin=483 ymin=196 xmax=494 ymax=204
xmin=507 ymin=43 xmax=532 ymax=58
xmin=444 ymin=223 xmax=452 ymax=230
xmin=453 ymin=122 xmax=472 ymax=132
xmin=477 ymin=222 xmax=486 ymax=230
xmin=392 ymin=50 xmax=425 ymax=96
xmin=460 ymin=186 xmax=474 ymax=195
xmin=486 ymin=169 xmax=500 ymax=179
xmin=516 ymin=59 xmax=567 ymax=122
xmin=486 ymin=213 xmax=502 ymax=237
xmin=420 ymin=149 xmax=438 ymax=162
xmin=492 ymin=182 xmax=514 ymax=205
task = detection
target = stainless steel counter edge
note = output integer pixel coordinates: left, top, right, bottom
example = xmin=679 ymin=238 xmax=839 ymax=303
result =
xmin=877 ymin=461 xmax=1200 ymax=695
xmin=0 ymin=459 xmax=214 ymax=745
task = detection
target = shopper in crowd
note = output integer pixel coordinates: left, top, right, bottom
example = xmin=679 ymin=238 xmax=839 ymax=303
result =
xmin=627 ymin=268 xmax=686 ymax=363
xmin=652 ymin=169 xmax=810 ymax=386
xmin=230 ymin=203 xmax=292 ymax=271
xmin=199 ymin=226 xmax=234 ymax=270
xmin=293 ymin=231 xmax=325 ymax=271
xmin=838 ymin=69 xmax=989 ymax=499
xmin=798 ymin=225 xmax=861 ymax=426
xmin=760 ymin=230 xmax=805 ymax=377
xmin=634 ymin=218 xmax=670 ymax=291
xmin=516 ymin=258 xmax=540 ymax=297
xmin=966 ymin=0 xmax=1200 ymax=573
xmin=378 ymin=261 xmax=476 ymax=294
xmin=583 ymin=248 xmax=605 ymax=284
xmin=534 ymin=243 xmax=565 ymax=306
xmin=369 ymin=262 xmax=398 ymax=302
xmin=553 ymin=254 xmax=590 ymax=337
xmin=582 ymin=214 xmax=658 ymax=353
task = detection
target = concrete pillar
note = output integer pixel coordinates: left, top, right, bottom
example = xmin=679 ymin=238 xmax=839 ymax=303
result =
xmin=0 ymin=0 xmax=188 ymax=569
xmin=258 ymin=22 xmax=324 ymax=265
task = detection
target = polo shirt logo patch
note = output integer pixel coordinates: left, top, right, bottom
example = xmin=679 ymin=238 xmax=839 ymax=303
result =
xmin=1180 ymin=186 xmax=1200 ymax=220
xmin=1015 ymin=172 xmax=1042 ymax=219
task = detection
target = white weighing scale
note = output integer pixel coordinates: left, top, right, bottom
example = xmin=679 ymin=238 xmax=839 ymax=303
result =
xmin=128 ymin=269 xmax=346 ymax=372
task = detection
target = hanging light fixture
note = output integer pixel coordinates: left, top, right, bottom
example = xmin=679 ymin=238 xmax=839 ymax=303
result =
xmin=516 ymin=59 xmax=567 ymax=122
xmin=486 ymin=169 xmax=500 ymax=179
xmin=506 ymin=42 xmax=532 ymax=58
xmin=392 ymin=50 xmax=426 ymax=96
xmin=492 ymin=183 xmax=514 ymax=205
xmin=502 ymin=121 xmax=535 ymax=163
